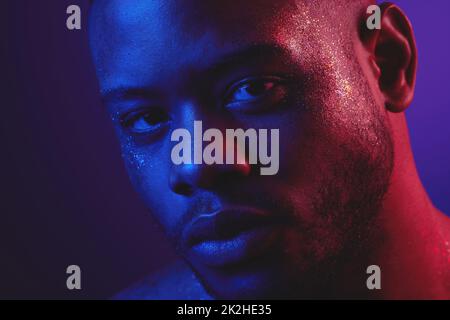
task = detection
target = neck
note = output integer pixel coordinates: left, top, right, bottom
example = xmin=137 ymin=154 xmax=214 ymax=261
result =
xmin=326 ymin=114 xmax=449 ymax=299
xmin=368 ymin=114 xmax=449 ymax=298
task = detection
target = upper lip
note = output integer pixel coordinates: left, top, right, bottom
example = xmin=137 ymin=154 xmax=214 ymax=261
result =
xmin=182 ymin=206 xmax=284 ymax=248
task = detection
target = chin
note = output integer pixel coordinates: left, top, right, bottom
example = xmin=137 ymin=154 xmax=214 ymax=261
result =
xmin=192 ymin=254 xmax=302 ymax=299
xmin=205 ymin=275 xmax=285 ymax=300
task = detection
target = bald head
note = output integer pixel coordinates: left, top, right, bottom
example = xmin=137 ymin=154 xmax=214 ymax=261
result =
xmin=89 ymin=0 xmax=374 ymax=93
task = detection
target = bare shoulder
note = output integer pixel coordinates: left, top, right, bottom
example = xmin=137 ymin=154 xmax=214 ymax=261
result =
xmin=438 ymin=210 xmax=450 ymax=241
xmin=437 ymin=210 xmax=450 ymax=298
xmin=113 ymin=260 xmax=212 ymax=300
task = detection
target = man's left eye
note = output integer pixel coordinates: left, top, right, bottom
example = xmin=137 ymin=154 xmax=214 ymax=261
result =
xmin=224 ymin=76 xmax=288 ymax=112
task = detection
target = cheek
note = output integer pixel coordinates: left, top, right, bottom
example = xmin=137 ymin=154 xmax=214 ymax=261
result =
xmin=119 ymin=138 xmax=183 ymax=234
xmin=119 ymin=136 xmax=161 ymax=186
xmin=274 ymin=92 xmax=372 ymax=212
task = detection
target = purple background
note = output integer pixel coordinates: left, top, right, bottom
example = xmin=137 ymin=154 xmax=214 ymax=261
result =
xmin=1 ymin=0 xmax=449 ymax=299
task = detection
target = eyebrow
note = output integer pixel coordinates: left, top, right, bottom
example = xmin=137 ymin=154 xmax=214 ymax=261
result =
xmin=206 ymin=43 xmax=293 ymax=77
xmin=101 ymin=86 xmax=162 ymax=105
xmin=101 ymin=43 xmax=293 ymax=104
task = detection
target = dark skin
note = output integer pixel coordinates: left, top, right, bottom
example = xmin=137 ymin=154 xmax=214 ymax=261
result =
xmin=89 ymin=0 xmax=450 ymax=299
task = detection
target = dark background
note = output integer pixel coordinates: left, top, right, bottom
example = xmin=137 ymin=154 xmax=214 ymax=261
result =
xmin=1 ymin=0 xmax=449 ymax=299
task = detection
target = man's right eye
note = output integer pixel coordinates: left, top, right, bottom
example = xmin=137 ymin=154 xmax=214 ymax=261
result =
xmin=120 ymin=109 xmax=170 ymax=134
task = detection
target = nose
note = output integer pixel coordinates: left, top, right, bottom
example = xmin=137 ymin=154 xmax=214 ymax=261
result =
xmin=168 ymin=99 xmax=253 ymax=196
xmin=169 ymin=137 xmax=252 ymax=196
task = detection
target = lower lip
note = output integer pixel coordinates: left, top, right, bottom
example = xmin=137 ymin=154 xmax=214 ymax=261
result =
xmin=189 ymin=225 xmax=281 ymax=267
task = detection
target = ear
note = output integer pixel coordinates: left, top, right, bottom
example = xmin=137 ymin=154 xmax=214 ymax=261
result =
xmin=360 ymin=3 xmax=417 ymax=113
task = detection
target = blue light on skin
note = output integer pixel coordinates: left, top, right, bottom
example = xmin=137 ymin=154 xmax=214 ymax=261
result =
xmin=89 ymin=0 xmax=396 ymax=299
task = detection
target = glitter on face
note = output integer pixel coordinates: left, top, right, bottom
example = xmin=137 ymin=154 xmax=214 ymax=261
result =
xmin=272 ymin=2 xmax=385 ymax=152
xmin=121 ymin=136 xmax=152 ymax=171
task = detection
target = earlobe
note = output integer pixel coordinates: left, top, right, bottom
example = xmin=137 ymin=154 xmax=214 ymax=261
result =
xmin=360 ymin=3 xmax=417 ymax=113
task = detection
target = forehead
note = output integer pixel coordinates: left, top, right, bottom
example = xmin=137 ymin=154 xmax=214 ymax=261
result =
xmin=89 ymin=0 xmax=352 ymax=92
xmin=90 ymin=0 xmax=296 ymax=45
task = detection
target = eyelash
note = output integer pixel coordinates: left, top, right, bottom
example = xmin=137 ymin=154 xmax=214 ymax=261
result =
xmin=117 ymin=75 xmax=291 ymax=135
xmin=120 ymin=108 xmax=170 ymax=134
xmin=223 ymin=75 xmax=289 ymax=111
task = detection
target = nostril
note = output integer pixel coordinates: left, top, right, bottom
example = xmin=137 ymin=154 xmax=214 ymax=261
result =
xmin=169 ymin=167 xmax=196 ymax=195
xmin=173 ymin=182 xmax=194 ymax=196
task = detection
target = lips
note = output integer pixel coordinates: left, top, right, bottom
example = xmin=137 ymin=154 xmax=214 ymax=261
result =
xmin=182 ymin=207 xmax=285 ymax=267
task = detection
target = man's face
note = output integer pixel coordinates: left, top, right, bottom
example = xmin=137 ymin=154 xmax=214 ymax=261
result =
xmin=90 ymin=0 xmax=393 ymax=298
